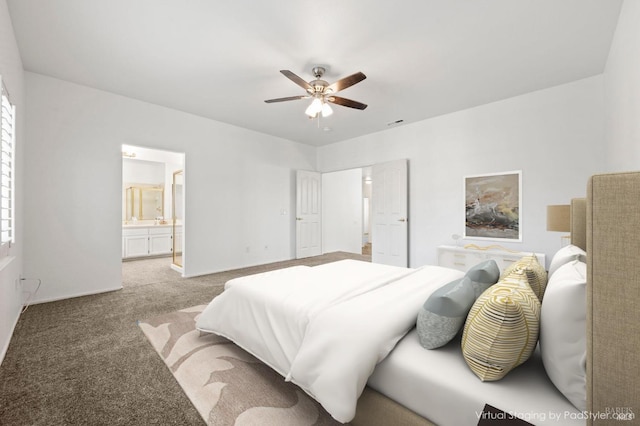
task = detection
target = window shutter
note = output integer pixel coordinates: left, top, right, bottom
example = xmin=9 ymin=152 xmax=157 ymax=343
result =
xmin=0 ymin=78 xmax=15 ymax=246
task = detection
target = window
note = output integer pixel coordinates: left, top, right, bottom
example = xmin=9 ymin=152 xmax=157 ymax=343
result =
xmin=0 ymin=77 xmax=15 ymax=248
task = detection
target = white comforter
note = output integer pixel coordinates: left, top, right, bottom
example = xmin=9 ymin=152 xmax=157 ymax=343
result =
xmin=196 ymin=259 xmax=463 ymax=423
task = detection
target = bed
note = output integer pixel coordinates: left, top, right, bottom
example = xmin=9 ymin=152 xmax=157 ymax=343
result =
xmin=196 ymin=171 xmax=640 ymax=425
xmin=196 ymin=259 xmax=464 ymax=422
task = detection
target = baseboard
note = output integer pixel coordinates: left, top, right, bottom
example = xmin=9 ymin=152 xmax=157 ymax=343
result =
xmin=29 ymin=285 xmax=124 ymax=305
xmin=122 ymin=254 xmax=172 ymax=262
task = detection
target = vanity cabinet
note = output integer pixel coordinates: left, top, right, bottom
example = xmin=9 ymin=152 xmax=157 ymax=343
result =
xmin=149 ymin=227 xmax=172 ymax=256
xmin=437 ymin=245 xmax=545 ymax=273
xmin=123 ymin=226 xmax=172 ymax=259
xmin=123 ymin=232 xmax=149 ymax=258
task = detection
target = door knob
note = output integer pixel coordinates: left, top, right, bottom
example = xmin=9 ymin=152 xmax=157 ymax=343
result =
xmin=398 ymin=218 xmax=406 ymax=222
xmin=296 ymin=217 xmax=303 ymax=221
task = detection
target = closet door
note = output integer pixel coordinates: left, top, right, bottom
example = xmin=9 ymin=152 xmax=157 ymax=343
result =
xmin=371 ymin=159 xmax=408 ymax=267
xmin=296 ymin=170 xmax=322 ymax=258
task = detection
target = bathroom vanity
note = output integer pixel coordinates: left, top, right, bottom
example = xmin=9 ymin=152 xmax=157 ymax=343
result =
xmin=122 ymin=224 xmax=174 ymax=259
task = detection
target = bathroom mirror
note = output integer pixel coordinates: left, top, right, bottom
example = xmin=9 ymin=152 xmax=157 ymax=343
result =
xmin=125 ymin=184 xmax=164 ymax=221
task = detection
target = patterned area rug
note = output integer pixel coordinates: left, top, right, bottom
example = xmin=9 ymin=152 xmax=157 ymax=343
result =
xmin=138 ymin=305 xmax=341 ymax=426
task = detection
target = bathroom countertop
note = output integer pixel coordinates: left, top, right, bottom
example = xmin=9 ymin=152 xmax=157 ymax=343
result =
xmin=122 ymin=223 xmax=173 ymax=228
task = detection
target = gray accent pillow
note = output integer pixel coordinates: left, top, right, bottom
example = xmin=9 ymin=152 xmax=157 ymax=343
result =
xmin=417 ymin=260 xmax=500 ymax=350
xmin=417 ymin=277 xmax=474 ymax=349
xmin=465 ymin=259 xmax=501 ymax=298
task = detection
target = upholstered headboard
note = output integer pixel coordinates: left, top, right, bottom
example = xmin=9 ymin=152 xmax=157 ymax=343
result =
xmin=586 ymin=172 xmax=640 ymax=425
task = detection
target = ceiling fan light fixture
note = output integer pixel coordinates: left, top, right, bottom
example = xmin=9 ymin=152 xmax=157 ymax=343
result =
xmin=305 ymin=97 xmax=323 ymax=117
xmin=321 ymin=102 xmax=333 ymax=117
xmin=265 ymin=67 xmax=367 ymax=118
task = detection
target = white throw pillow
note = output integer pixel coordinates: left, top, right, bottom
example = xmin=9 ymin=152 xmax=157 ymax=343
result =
xmin=540 ymin=259 xmax=587 ymax=411
xmin=548 ymin=244 xmax=587 ymax=279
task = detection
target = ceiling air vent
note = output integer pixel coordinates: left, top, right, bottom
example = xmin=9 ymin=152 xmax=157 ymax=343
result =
xmin=387 ymin=119 xmax=404 ymax=126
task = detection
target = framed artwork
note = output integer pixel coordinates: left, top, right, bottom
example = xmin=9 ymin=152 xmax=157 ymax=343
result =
xmin=464 ymin=171 xmax=522 ymax=242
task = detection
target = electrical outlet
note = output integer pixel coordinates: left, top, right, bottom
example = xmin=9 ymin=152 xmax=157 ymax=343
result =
xmin=16 ymin=275 xmax=27 ymax=289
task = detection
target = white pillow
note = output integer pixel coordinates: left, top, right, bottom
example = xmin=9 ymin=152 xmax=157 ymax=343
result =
xmin=540 ymin=259 xmax=587 ymax=411
xmin=548 ymin=244 xmax=587 ymax=278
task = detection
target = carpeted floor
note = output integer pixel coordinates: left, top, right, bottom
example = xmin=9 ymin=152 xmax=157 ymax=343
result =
xmin=0 ymin=252 xmax=369 ymax=425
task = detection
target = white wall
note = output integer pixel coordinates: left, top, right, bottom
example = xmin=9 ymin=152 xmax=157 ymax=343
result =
xmin=123 ymin=159 xmax=165 ymax=185
xmin=318 ymin=76 xmax=607 ymax=268
xmin=604 ymin=0 xmax=640 ymax=171
xmin=23 ymin=72 xmax=316 ymax=303
xmin=322 ymin=168 xmax=363 ymax=254
xmin=0 ymin=0 xmax=24 ymax=364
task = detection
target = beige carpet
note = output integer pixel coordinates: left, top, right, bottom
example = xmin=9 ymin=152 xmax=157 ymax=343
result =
xmin=123 ymin=252 xmax=371 ymax=288
xmin=139 ymin=305 xmax=341 ymax=426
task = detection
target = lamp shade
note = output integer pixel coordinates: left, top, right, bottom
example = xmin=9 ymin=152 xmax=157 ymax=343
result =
xmin=547 ymin=205 xmax=570 ymax=232
xmin=305 ymin=98 xmax=323 ymax=117
xmin=321 ymin=102 xmax=333 ymax=117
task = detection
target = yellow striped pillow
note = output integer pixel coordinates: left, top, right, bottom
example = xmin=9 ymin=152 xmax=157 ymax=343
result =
xmin=501 ymin=254 xmax=548 ymax=301
xmin=461 ymin=273 xmax=541 ymax=381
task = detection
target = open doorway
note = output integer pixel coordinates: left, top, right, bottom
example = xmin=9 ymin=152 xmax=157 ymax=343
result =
xmin=320 ymin=169 xmax=363 ymax=256
xmin=317 ymin=166 xmax=373 ymax=257
xmin=319 ymin=160 xmax=407 ymax=266
xmin=121 ymin=145 xmax=185 ymax=274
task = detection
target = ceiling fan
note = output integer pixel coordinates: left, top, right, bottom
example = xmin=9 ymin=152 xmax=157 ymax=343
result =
xmin=264 ymin=67 xmax=367 ymax=118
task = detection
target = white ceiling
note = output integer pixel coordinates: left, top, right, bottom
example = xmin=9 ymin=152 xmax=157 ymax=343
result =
xmin=7 ymin=0 xmax=623 ymax=146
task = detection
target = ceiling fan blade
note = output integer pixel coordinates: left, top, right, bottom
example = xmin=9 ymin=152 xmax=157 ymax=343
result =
xmin=264 ymin=95 xmax=309 ymax=103
xmin=326 ymin=96 xmax=368 ymax=110
xmin=280 ymin=70 xmax=312 ymax=91
xmin=326 ymin=72 xmax=366 ymax=93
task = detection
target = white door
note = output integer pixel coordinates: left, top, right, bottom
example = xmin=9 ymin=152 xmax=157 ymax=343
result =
xmin=371 ymin=160 xmax=408 ymax=267
xmin=296 ymin=170 xmax=322 ymax=259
